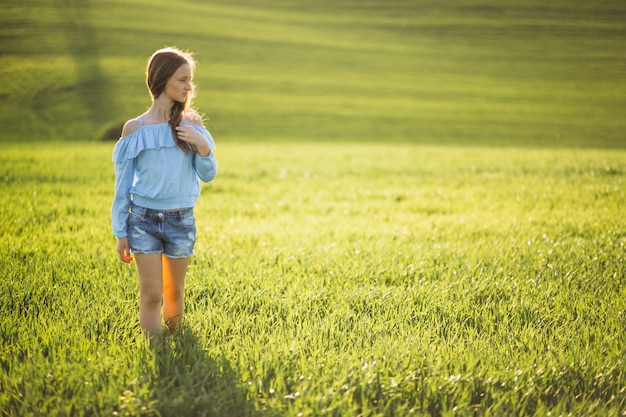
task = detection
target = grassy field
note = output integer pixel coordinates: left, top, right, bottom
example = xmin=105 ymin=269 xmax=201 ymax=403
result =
xmin=1 ymin=141 xmax=625 ymax=416
xmin=1 ymin=0 xmax=625 ymax=146
xmin=1 ymin=0 xmax=626 ymax=415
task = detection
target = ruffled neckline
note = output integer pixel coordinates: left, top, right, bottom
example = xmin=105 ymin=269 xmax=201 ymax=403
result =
xmin=112 ymin=122 xmax=215 ymax=162
xmin=119 ymin=121 xmax=177 ymax=139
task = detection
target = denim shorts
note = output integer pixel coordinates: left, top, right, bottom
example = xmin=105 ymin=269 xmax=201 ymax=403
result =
xmin=127 ymin=204 xmax=196 ymax=258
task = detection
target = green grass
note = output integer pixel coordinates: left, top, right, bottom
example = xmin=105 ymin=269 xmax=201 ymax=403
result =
xmin=1 ymin=0 xmax=625 ymax=146
xmin=1 ymin=0 xmax=625 ymax=415
xmin=1 ymin=141 xmax=625 ymax=416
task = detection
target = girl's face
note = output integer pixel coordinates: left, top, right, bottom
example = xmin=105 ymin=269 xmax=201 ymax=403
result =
xmin=164 ymin=63 xmax=193 ymax=103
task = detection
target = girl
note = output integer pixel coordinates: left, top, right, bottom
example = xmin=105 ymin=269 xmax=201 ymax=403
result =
xmin=111 ymin=47 xmax=217 ymax=337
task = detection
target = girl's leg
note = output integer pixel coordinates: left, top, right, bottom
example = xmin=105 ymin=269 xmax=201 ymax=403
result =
xmin=162 ymin=255 xmax=190 ymax=333
xmin=135 ymin=253 xmax=164 ymax=336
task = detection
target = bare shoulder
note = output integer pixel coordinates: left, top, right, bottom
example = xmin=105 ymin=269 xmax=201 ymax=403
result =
xmin=121 ymin=118 xmax=142 ymax=137
xmin=183 ymin=111 xmax=204 ymax=126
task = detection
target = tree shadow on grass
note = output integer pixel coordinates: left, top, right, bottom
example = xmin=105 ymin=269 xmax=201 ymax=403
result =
xmin=152 ymin=325 xmax=258 ymax=417
xmin=62 ymin=0 xmax=115 ymax=125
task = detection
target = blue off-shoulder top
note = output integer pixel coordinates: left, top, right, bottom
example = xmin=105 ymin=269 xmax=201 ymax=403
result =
xmin=111 ymin=120 xmax=217 ymax=238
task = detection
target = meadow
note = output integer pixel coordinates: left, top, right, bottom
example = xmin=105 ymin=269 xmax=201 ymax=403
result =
xmin=1 ymin=0 xmax=625 ymax=146
xmin=1 ymin=0 xmax=626 ymax=415
xmin=0 ymin=142 xmax=625 ymax=416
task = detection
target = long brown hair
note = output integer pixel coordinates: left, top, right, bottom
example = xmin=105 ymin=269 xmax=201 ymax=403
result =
xmin=146 ymin=47 xmax=196 ymax=152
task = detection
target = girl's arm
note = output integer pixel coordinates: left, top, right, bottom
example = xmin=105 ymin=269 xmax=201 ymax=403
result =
xmin=111 ymin=158 xmax=135 ymax=238
xmin=179 ymin=115 xmax=218 ymax=182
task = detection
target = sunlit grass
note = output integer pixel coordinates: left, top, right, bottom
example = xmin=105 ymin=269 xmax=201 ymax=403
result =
xmin=1 ymin=141 xmax=624 ymax=416
xmin=1 ymin=0 xmax=625 ymax=414
xmin=1 ymin=0 xmax=625 ymax=146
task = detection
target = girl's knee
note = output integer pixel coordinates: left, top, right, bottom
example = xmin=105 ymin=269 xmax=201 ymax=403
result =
xmin=141 ymin=292 xmax=162 ymax=308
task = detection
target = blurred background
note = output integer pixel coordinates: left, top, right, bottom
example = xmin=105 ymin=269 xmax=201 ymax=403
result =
xmin=1 ymin=0 xmax=625 ymax=147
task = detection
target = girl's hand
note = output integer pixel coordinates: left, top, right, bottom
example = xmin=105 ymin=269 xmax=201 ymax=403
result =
xmin=117 ymin=237 xmax=133 ymax=263
xmin=175 ymin=125 xmax=210 ymax=156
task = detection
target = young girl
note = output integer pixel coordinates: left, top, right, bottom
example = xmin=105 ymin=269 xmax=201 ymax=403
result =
xmin=111 ymin=47 xmax=217 ymax=337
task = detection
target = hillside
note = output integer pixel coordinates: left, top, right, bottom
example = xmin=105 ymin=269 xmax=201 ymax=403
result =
xmin=1 ymin=0 xmax=625 ymax=146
